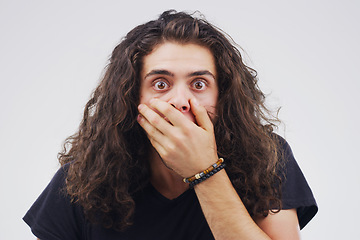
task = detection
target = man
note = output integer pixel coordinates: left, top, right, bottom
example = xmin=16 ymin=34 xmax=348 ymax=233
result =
xmin=24 ymin=10 xmax=317 ymax=239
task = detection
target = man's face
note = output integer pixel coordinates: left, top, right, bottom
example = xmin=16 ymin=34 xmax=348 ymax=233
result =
xmin=139 ymin=42 xmax=218 ymax=123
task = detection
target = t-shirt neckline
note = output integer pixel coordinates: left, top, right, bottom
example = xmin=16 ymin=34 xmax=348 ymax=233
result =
xmin=147 ymin=183 xmax=193 ymax=204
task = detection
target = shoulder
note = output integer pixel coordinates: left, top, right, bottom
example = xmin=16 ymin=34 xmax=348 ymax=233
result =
xmin=23 ymin=163 xmax=85 ymax=240
xmin=273 ymin=134 xmax=318 ymax=229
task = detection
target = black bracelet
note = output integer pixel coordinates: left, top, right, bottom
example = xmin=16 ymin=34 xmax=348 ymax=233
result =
xmin=189 ymin=163 xmax=226 ymax=188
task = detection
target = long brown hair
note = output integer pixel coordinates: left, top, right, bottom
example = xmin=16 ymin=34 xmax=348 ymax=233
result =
xmin=59 ymin=10 xmax=284 ymax=231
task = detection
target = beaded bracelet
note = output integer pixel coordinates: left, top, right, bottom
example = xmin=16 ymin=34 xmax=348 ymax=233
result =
xmin=189 ymin=163 xmax=226 ymax=188
xmin=183 ymin=158 xmax=225 ymax=187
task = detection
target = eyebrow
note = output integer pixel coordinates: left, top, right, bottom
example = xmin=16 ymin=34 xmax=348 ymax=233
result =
xmin=144 ymin=69 xmax=216 ymax=80
xmin=144 ymin=70 xmax=174 ymax=79
xmin=187 ymin=70 xmax=216 ymax=79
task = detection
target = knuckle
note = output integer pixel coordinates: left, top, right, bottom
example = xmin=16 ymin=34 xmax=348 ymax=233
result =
xmin=166 ymin=142 xmax=176 ymax=153
xmin=163 ymin=105 xmax=173 ymax=116
xmin=147 ymin=114 xmax=159 ymax=125
xmin=148 ymin=127 xmax=157 ymax=136
xmin=181 ymin=125 xmax=192 ymax=136
xmin=151 ymin=116 xmax=160 ymax=125
xmin=162 ymin=150 xmax=171 ymax=160
xmin=172 ymin=135 xmax=185 ymax=147
xmin=149 ymin=137 xmax=156 ymax=146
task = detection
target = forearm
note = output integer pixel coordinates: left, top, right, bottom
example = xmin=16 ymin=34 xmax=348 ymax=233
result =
xmin=194 ymin=170 xmax=271 ymax=240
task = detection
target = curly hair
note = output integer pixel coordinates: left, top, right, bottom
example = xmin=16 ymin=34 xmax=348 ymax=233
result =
xmin=59 ymin=10 xmax=284 ymax=231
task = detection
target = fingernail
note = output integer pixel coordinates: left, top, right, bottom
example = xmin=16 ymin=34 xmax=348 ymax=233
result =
xmin=137 ymin=114 xmax=142 ymax=122
xmin=138 ymin=104 xmax=144 ymax=110
xmin=192 ymin=98 xmax=199 ymax=106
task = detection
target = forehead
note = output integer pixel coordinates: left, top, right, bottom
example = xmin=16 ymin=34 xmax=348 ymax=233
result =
xmin=140 ymin=42 xmax=216 ymax=78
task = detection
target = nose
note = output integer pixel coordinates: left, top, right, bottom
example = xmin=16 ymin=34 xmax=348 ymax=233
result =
xmin=167 ymin=85 xmax=192 ymax=113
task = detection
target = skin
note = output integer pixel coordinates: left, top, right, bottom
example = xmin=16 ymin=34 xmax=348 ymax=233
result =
xmin=139 ymin=42 xmax=219 ymax=177
xmin=36 ymin=42 xmax=300 ymax=240
xmin=137 ymin=42 xmax=301 ymax=239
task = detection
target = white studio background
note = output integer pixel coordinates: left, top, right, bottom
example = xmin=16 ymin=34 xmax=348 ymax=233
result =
xmin=0 ymin=0 xmax=359 ymax=239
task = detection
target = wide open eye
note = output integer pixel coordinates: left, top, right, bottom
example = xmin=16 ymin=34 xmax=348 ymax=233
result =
xmin=192 ymin=80 xmax=207 ymax=90
xmin=153 ymin=80 xmax=169 ymax=90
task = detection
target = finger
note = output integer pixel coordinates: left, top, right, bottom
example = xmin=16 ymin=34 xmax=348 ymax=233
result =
xmin=138 ymin=103 xmax=173 ymax=134
xmin=137 ymin=114 xmax=174 ymax=169
xmin=190 ymin=98 xmax=214 ymax=131
xmin=137 ymin=113 xmax=168 ymax=144
xmin=146 ymin=133 xmax=167 ymax=160
xmin=149 ymin=98 xmax=188 ymax=127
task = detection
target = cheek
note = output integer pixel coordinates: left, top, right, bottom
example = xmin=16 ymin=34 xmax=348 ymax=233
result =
xmin=197 ymin=93 xmax=218 ymax=119
xmin=197 ymin=92 xmax=218 ymax=108
xmin=141 ymin=90 xmax=171 ymax=106
xmin=139 ymin=94 xmax=146 ymax=104
xmin=139 ymin=88 xmax=153 ymax=105
xmin=139 ymin=80 xmax=154 ymax=104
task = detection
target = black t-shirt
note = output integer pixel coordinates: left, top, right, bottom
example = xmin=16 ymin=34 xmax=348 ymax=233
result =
xmin=24 ymin=140 xmax=318 ymax=240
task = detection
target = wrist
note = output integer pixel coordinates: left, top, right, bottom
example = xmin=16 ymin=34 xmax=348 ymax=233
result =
xmin=183 ymin=158 xmax=226 ymax=188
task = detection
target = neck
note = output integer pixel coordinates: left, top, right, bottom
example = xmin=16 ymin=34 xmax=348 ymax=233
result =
xmin=148 ymin=148 xmax=189 ymax=199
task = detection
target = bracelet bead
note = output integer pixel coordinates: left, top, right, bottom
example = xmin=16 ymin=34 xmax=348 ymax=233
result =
xmin=184 ymin=158 xmax=225 ymax=188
